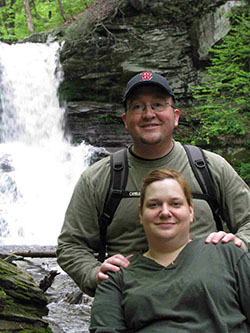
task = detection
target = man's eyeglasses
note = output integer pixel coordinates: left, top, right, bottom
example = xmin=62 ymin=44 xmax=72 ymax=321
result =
xmin=128 ymin=101 xmax=175 ymax=114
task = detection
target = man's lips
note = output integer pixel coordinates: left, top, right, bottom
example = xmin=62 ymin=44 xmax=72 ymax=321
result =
xmin=155 ymin=221 xmax=176 ymax=224
xmin=141 ymin=123 xmax=161 ymax=128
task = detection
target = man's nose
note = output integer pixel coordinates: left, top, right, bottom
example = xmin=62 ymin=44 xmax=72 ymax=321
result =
xmin=142 ymin=103 xmax=155 ymax=117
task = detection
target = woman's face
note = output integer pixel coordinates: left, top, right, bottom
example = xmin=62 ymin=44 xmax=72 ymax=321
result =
xmin=139 ymin=178 xmax=194 ymax=245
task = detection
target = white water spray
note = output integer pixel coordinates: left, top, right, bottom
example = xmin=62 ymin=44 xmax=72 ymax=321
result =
xmin=0 ymin=42 xmax=97 ymax=245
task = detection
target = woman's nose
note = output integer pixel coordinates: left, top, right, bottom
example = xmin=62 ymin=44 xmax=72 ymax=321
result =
xmin=159 ymin=203 xmax=172 ymax=217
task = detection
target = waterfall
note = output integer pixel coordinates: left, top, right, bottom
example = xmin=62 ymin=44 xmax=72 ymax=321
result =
xmin=0 ymin=42 xmax=96 ymax=245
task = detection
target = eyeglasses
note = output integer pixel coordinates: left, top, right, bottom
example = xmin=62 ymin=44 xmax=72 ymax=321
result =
xmin=128 ymin=101 xmax=175 ymax=114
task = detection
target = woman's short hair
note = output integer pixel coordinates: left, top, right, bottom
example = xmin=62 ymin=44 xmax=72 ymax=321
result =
xmin=140 ymin=169 xmax=192 ymax=208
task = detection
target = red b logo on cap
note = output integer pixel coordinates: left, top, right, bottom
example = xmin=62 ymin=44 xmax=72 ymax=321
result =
xmin=140 ymin=71 xmax=152 ymax=81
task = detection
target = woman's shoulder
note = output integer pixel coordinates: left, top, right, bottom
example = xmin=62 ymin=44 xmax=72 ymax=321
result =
xmin=192 ymin=238 xmax=249 ymax=264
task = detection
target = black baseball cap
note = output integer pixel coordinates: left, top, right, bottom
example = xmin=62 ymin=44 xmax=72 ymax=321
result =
xmin=123 ymin=71 xmax=175 ymax=105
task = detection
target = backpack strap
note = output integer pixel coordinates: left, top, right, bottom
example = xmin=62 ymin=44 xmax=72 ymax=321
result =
xmin=98 ymin=148 xmax=129 ymax=262
xmin=183 ymin=144 xmax=224 ymax=232
xmin=97 ymin=145 xmax=225 ymax=262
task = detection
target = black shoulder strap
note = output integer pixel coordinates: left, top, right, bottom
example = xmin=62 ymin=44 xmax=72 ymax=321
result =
xmin=183 ymin=144 xmax=224 ymax=231
xmin=98 ymin=148 xmax=128 ymax=262
xmin=98 ymin=144 xmax=224 ymax=262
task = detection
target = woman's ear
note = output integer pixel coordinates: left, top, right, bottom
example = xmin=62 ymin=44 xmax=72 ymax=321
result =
xmin=189 ymin=203 xmax=194 ymax=224
xmin=138 ymin=204 xmax=143 ymax=225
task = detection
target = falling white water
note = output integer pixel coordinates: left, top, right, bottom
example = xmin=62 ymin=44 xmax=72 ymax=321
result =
xmin=0 ymin=42 xmax=98 ymax=245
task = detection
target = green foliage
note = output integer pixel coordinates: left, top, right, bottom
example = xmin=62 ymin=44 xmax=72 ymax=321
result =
xmin=0 ymin=0 xmax=95 ymax=41
xmin=191 ymin=7 xmax=250 ymax=147
xmin=0 ymin=289 xmax=7 ymax=296
xmin=237 ymin=162 xmax=250 ymax=185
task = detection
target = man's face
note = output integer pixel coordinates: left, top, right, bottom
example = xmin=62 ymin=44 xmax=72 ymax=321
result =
xmin=122 ymin=86 xmax=180 ymax=148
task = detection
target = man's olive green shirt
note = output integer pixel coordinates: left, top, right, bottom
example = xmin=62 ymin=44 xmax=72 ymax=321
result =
xmin=57 ymin=141 xmax=250 ymax=296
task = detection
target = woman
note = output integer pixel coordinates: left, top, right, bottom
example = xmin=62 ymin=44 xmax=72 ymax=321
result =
xmin=90 ymin=169 xmax=250 ymax=332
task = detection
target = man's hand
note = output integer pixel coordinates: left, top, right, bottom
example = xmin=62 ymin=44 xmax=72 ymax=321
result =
xmin=205 ymin=231 xmax=242 ymax=247
xmin=96 ymin=254 xmax=133 ymax=284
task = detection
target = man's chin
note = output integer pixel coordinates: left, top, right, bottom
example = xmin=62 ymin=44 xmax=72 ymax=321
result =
xmin=140 ymin=137 xmax=162 ymax=145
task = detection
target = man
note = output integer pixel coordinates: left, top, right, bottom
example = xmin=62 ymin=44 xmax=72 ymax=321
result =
xmin=57 ymin=71 xmax=250 ymax=297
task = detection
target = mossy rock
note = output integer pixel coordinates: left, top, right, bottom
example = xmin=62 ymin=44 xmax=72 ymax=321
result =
xmin=0 ymin=259 xmax=52 ymax=332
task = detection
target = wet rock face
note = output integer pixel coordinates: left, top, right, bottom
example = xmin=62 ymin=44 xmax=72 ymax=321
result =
xmin=58 ymin=0 xmax=235 ymax=104
xmin=0 ymin=258 xmax=52 ymax=332
xmin=57 ymin=0 xmax=240 ymax=147
xmin=65 ymin=101 xmax=132 ymax=151
xmin=22 ymin=0 xmax=245 ymax=149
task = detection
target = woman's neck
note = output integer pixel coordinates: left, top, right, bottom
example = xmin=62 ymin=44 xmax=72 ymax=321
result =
xmin=144 ymin=239 xmax=192 ymax=267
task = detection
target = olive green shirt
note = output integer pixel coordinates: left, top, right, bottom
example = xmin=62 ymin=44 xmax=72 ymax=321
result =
xmin=57 ymin=141 xmax=250 ymax=296
xmin=90 ymin=239 xmax=250 ymax=332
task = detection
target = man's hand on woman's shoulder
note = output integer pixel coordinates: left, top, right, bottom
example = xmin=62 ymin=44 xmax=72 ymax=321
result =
xmin=96 ymin=254 xmax=133 ymax=284
xmin=205 ymin=231 xmax=242 ymax=247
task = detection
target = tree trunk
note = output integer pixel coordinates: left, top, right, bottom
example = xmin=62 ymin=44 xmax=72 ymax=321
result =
xmin=57 ymin=0 xmax=67 ymax=22
xmin=23 ymin=0 xmax=34 ymax=34
xmin=0 ymin=251 xmax=56 ymax=259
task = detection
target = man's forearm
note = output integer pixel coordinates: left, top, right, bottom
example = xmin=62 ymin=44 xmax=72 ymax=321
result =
xmin=56 ymin=243 xmax=101 ymax=296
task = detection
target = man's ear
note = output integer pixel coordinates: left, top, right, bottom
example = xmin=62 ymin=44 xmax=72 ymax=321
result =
xmin=122 ymin=113 xmax=128 ymax=129
xmin=174 ymin=108 xmax=180 ymax=127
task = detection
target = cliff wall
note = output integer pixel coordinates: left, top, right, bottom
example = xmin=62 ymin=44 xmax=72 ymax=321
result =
xmin=22 ymin=0 xmax=247 ymax=159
